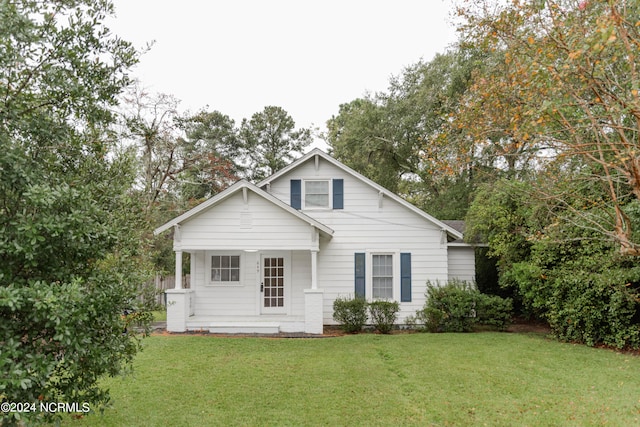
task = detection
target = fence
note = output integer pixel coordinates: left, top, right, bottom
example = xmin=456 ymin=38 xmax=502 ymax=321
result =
xmin=153 ymin=274 xmax=190 ymax=307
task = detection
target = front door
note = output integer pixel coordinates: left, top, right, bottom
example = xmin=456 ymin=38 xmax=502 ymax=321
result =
xmin=261 ymin=255 xmax=286 ymax=313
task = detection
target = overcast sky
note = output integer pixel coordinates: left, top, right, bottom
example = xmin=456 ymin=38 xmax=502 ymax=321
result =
xmin=107 ymin=1 xmax=459 ymax=147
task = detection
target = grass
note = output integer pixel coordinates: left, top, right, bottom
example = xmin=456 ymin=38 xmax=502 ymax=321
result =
xmin=64 ymin=332 xmax=640 ymax=426
xmin=151 ymin=310 xmax=166 ymax=322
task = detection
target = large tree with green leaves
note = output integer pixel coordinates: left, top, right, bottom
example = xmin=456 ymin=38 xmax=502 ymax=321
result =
xmin=458 ymin=0 xmax=640 ymax=347
xmin=0 ymin=1 xmax=151 ymax=424
xmin=466 ymin=172 xmax=640 ymax=348
xmin=326 ymin=97 xmax=408 ymax=193
xmin=239 ymin=106 xmax=312 ymax=182
xmin=178 ymin=110 xmax=242 ymax=200
xmin=456 ymin=0 xmax=640 ymax=255
xmin=326 ymin=49 xmax=488 ymax=219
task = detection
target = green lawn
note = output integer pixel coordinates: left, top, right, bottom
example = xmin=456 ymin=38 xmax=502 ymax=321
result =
xmin=151 ymin=310 xmax=166 ymax=322
xmin=64 ymin=332 xmax=640 ymax=426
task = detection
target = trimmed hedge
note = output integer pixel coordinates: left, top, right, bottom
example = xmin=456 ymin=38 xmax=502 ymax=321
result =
xmin=333 ymin=297 xmax=400 ymax=334
xmin=333 ymin=296 xmax=368 ymax=333
xmin=332 ymin=282 xmax=512 ymax=335
xmin=369 ymin=300 xmax=400 ymax=334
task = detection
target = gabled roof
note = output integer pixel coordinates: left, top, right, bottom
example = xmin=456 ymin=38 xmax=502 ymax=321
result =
xmin=257 ymin=148 xmax=464 ymax=240
xmin=154 ymin=179 xmax=334 ymax=237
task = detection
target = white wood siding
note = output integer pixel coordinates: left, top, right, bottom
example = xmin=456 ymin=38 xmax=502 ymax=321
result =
xmin=290 ymin=251 xmax=311 ymax=316
xmin=268 ymin=157 xmax=449 ymax=324
xmin=190 ymin=251 xmax=258 ymax=316
xmin=176 ymin=190 xmax=316 ymax=251
xmin=447 ymin=246 xmax=476 ymax=283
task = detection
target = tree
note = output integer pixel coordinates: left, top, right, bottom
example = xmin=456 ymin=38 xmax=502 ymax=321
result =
xmin=465 ymin=177 xmax=548 ymax=315
xmin=326 ymin=98 xmax=403 ymax=192
xmin=445 ymin=49 xmax=547 ymax=176
xmin=456 ymin=0 xmax=640 ymax=254
xmin=0 ymin=1 xmax=151 ymax=424
xmin=239 ymin=106 xmax=312 ymax=181
xmin=326 ymin=49 xmax=488 ymax=218
xmin=178 ymin=110 xmax=241 ymax=200
xmin=120 ymin=83 xmax=187 ymax=210
xmin=465 ymin=166 xmax=640 ymax=348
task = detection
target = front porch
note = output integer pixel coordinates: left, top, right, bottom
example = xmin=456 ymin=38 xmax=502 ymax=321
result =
xmin=155 ymin=180 xmax=334 ymax=335
xmin=166 ymin=278 xmax=325 ymax=334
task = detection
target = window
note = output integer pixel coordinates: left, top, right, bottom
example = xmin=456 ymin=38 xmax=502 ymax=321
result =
xmin=372 ymin=254 xmax=393 ymax=299
xmin=304 ymin=180 xmax=330 ymax=209
xmin=355 ymin=252 xmax=411 ymax=302
xmin=291 ymin=179 xmax=343 ymax=210
xmin=211 ymin=255 xmax=240 ymax=283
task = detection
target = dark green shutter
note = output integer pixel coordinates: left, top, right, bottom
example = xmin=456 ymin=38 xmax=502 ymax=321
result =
xmin=333 ymin=179 xmax=344 ymax=209
xmin=290 ymin=179 xmax=301 ymax=209
xmin=400 ymin=253 xmax=411 ymax=302
xmin=354 ymin=252 xmax=365 ymax=298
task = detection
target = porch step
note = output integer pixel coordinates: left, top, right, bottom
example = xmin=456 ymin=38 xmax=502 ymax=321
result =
xmin=207 ymin=322 xmax=280 ymax=334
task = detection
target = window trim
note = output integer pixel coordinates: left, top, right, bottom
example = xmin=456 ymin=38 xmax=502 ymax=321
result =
xmin=365 ymin=250 xmax=400 ymax=301
xmin=302 ymin=179 xmax=332 ymax=210
xmin=371 ymin=254 xmax=394 ymax=300
xmin=206 ymin=251 xmax=244 ymax=286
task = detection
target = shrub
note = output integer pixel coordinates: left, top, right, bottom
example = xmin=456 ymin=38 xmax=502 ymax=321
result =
xmin=333 ymin=296 xmax=368 ymax=333
xmin=419 ymin=307 xmax=445 ymax=333
xmin=416 ymin=280 xmax=513 ymax=332
xmin=419 ymin=280 xmax=478 ymax=332
xmin=544 ymin=270 xmax=640 ymax=349
xmin=477 ymin=294 xmax=513 ymax=331
xmin=369 ymin=300 xmax=400 ymax=334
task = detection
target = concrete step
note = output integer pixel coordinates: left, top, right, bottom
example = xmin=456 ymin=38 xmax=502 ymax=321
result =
xmin=207 ymin=322 xmax=280 ymax=334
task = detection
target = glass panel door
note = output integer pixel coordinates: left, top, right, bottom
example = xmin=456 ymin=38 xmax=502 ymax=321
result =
xmin=262 ymin=257 xmax=285 ymax=311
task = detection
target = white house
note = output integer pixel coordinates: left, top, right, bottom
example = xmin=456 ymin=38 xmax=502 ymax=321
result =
xmin=154 ymin=149 xmax=476 ymax=334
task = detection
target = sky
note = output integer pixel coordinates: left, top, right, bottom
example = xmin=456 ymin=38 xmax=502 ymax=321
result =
xmin=107 ymin=1 xmax=459 ymax=147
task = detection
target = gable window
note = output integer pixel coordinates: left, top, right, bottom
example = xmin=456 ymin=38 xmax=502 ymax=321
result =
xmin=304 ymin=180 xmax=330 ymax=209
xmin=291 ymin=179 xmax=343 ymax=210
xmin=372 ymin=254 xmax=393 ymax=299
xmin=211 ymin=255 xmax=240 ymax=283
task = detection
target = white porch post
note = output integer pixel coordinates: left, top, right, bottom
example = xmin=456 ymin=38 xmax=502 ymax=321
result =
xmin=304 ymin=248 xmax=323 ymax=334
xmin=311 ymin=249 xmax=318 ymax=290
xmin=174 ymin=250 xmax=183 ymax=289
xmin=166 ymin=247 xmax=192 ymax=332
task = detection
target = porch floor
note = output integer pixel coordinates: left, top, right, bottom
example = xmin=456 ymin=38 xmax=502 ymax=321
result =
xmin=186 ymin=315 xmax=307 ymax=334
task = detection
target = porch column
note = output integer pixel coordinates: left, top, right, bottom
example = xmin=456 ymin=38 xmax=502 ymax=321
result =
xmin=166 ymin=288 xmax=193 ymax=332
xmin=305 ymin=248 xmax=322 ymax=333
xmin=310 ymin=249 xmax=318 ymax=290
xmin=174 ymin=250 xmax=183 ymax=289
xmin=304 ymin=289 xmax=324 ymax=334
